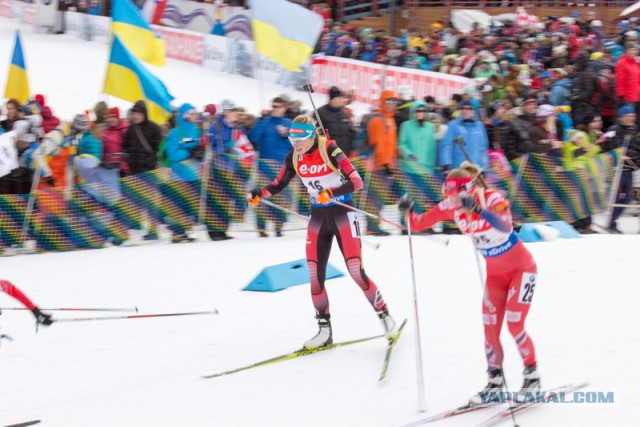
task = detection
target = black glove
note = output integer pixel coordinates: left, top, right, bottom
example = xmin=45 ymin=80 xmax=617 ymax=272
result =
xmin=45 ymin=176 xmax=55 ymax=186
xmin=32 ymin=307 xmax=53 ymax=326
xmin=398 ymin=194 xmax=415 ymax=213
xmin=190 ymin=146 xmax=205 ymax=160
xmin=458 ymin=193 xmax=481 ymax=213
xmin=247 ymin=188 xmax=262 ymax=206
xmin=383 ymin=164 xmax=394 ymax=176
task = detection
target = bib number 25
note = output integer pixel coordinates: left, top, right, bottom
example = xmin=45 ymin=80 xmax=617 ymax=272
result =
xmin=518 ymin=273 xmax=536 ymax=304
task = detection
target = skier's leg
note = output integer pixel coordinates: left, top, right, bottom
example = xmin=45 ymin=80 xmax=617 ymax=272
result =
xmin=505 ymin=268 xmax=538 ymax=367
xmin=333 ymin=207 xmax=388 ymax=314
xmin=306 ymin=209 xmax=333 ymax=320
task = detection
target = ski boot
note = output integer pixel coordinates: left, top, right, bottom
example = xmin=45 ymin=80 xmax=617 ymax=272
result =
xmin=378 ymin=310 xmax=398 ymax=339
xmin=469 ymin=368 xmax=504 ymax=406
xmin=303 ymin=318 xmax=332 ymax=349
xmin=517 ymin=364 xmax=541 ymax=402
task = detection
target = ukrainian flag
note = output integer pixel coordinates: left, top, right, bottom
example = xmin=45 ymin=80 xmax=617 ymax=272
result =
xmin=103 ymin=36 xmax=174 ymax=125
xmin=249 ymin=0 xmax=324 ymax=72
xmin=4 ymin=30 xmax=30 ymax=104
xmin=112 ymin=0 xmax=166 ymax=66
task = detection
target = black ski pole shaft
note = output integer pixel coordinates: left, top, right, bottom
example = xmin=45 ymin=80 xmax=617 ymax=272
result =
xmin=1 ymin=307 xmax=139 ymax=312
xmin=302 ymin=83 xmax=328 ymax=136
xmin=453 ymin=136 xmax=488 ymax=188
xmin=259 ymin=198 xmax=381 ymax=250
xmin=53 ymin=310 xmax=218 ymax=323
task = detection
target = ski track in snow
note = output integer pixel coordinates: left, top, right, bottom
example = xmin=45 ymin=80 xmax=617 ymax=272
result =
xmin=0 ymin=18 xmax=638 ymax=427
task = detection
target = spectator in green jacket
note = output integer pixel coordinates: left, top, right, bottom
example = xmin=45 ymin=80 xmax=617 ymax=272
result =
xmin=398 ymin=101 xmax=437 ymax=173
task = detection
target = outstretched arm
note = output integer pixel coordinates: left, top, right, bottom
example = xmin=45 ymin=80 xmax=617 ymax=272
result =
xmin=263 ymin=151 xmax=297 ymax=197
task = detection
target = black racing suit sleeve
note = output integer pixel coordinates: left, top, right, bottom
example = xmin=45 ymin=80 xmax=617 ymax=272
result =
xmin=264 ymin=150 xmax=296 ymax=197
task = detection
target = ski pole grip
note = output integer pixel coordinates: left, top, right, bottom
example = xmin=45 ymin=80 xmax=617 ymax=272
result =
xmin=454 ymin=136 xmax=465 ymax=147
xmin=303 ymin=84 xmax=314 ymax=93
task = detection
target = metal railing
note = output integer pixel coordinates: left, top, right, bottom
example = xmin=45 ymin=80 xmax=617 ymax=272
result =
xmin=339 ymin=0 xmax=407 ymax=22
xmin=405 ymin=0 xmax=635 ymax=7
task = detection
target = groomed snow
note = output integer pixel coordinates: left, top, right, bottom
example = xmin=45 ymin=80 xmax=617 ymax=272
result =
xmin=0 ymin=19 xmax=639 ymax=427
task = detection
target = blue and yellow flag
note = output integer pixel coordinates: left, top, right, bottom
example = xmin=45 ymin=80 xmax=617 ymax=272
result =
xmin=112 ymin=0 xmax=166 ymax=66
xmin=249 ymin=0 xmax=323 ymax=72
xmin=4 ymin=30 xmax=30 ymax=104
xmin=103 ymin=36 xmax=174 ymax=124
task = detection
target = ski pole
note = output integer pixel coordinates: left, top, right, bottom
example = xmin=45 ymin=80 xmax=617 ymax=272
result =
xmin=302 ymin=83 xmax=328 ymax=137
xmin=53 ymin=310 xmax=218 ymax=323
xmin=405 ymin=212 xmax=427 ymax=412
xmin=453 ymin=136 xmax=488 ymax=188
xmin=1 ymin=307 xmax=139 ymax=312
xmin=258 ymin=198 xmax=381 ymax=250
xmin=333 ymin=200 xmax=450 ymax=247
xmin=332 ymin=200 xmax=404 ymax=229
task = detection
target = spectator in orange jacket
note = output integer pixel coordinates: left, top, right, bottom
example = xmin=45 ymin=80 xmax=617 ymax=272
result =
xmin=367 ymin=89 xmax=399 ymax=173
xmin=364 ymin=89 xmax=399 ymax=235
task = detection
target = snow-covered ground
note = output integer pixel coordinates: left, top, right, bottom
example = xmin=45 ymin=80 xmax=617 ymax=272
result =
xmin=0 ymin=19 xmax=639 ymax=427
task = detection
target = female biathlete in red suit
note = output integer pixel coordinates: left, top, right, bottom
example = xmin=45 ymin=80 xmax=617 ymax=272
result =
xmin=248 ymin=115 xmax=397 ymax=349
xmin=1 ymin=280 xmax=53 ymax=326
xmin=398 ymin=162 xmax=540 ymax=403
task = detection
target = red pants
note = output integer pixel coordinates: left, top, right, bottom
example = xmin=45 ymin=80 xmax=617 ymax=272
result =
xmin=306 ymin=204 xmax=387 ymax=319
xmin=483 ymin=264 xmax=537 ymax=369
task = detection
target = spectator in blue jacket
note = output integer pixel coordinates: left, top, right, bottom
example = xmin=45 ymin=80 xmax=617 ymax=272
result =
xmin=163 ymin=103 xmax=204 ymax=241
xmin=549 ymin=70 xmax=573 ymax=107
xmin=439 ymin=100 xmax=489 ymax=171
xmin=207 ymin=99 xmax=251 ymax=241
xmin=166 ymin=103 xmax=202 ymax=182
xmin=249 ymin=97 xmax=292 ymax=237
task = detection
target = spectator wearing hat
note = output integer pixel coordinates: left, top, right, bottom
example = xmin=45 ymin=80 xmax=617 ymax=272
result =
xmin=599 ymin=105 xmax=640 ymax=233
xmin=364 ymin=89 xmax=400 ymax=235
xmin=528 ymin=104 xmax=563 ymax=156
xmin=503 ymin=97 xmax=537 ymax=161
xmin=102 ymin=107 xmax=129 ymax=176
xmin=202 ymin=104 xmax=217 ymax=132
xmin=317 ymin=86 xmax=355 ymax=155
xmin=70 ymin=113 xmax=103 ymax=186
xmin=399 ymin=101 xmax=437 ymax=173
xmin=570 ymin=52 xmax=600 ymax=127
xmin=549 ymin=69 xmax=573 ymax=107
xmin=249 ymin=96 xmax=293 ymax=237
xmin=439 ymin=99 xmax=489 ymax=171
xmin=208 ymin=98 xmax=253 ymax=241
xmin=123 ymin=100 xmax=163 ymax=175
xmin=93 ymin=101 xmax=108 ymax=126
xmin=615 ymin=45 xmax=640 ymax=122
xmin=33 ymin=94 xmax=60 ymax=134
xmin=394 ymin=84 xmax=415 ymax=131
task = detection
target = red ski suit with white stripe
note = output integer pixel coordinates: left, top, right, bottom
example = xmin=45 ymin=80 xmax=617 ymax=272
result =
xmin=408 ymin=189 xmax=537 ymax=368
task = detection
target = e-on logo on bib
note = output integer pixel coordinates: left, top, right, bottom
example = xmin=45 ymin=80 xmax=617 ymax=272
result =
xmin=298 ymin=163 xmax=329 ymax=176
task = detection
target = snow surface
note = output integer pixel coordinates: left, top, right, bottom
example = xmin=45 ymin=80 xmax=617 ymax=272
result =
xmin=0 ymin=19 xmax=639 ymax=427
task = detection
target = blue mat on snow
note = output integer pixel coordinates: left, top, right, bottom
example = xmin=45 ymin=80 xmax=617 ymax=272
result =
xmin=244 ymin=258 xmax=344 ymax=292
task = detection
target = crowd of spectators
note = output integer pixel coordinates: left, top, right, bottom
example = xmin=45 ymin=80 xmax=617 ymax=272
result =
xmin=4 ymin=5 xmax=640 ymax=238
